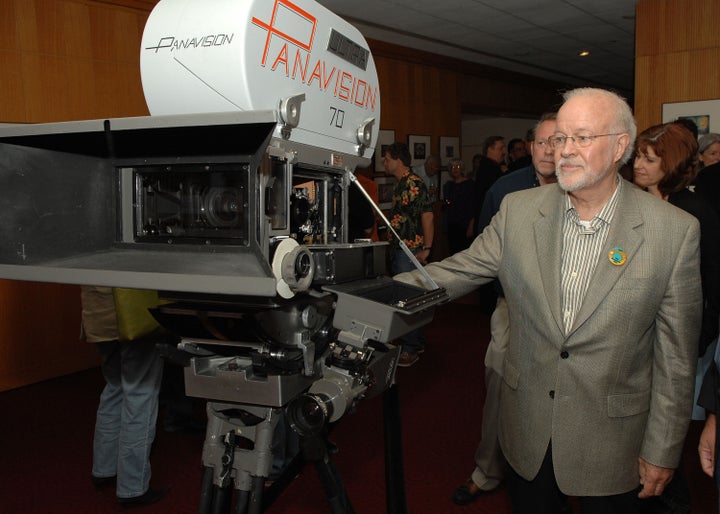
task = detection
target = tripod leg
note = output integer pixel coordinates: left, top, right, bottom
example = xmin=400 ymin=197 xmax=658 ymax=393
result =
xmin=210 ymin=485 xmax=233 ymax=514
xmin=246 ymin=475 xmax=266 ymax=514
xmin=199 ymin=465 xmax=215 ymax=514
xmin=384 ymin=384 xmax=407 ymax=514
xmin=234 ymin=489 xmax=249 ymax=514
xmin=314 ymin=453 xmax=355 ymax=514
xmin=299 ymin=435 xmax=354 ymax=514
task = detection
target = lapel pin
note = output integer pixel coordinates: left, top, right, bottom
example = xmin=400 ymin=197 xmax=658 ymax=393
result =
xmin=608 ymin=247 xmax=626 ymax=266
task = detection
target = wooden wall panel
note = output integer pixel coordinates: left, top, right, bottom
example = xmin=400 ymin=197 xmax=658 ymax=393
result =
xmin=373 ymin=55 xmax=462 ymax=155
xmin=636 ymin=0 xmax=720 ymax=57
xmin=0 ymin=1 xmax=18 ymax=50
xmin=22 ymin=54 xmax=97 ymax=121
xmin=1 ymin=0 xmax=151 ymax=123
xmin=635 ymin=0 xmax=720 ymax=132
xmin=0 ymin=51 xmax=25 ymax=121
xmin=92 ymin=60 xmax=148 ymax=118
xmin=0 ymin=281 xmax=97 ymax=392
xmin=88 ymin=5 xmax=145 ymax=62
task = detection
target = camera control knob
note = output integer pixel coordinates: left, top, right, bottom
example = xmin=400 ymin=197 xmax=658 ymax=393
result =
xmin=272 ymin=238 xmax=315 ymax=299
xmin=282 ymin=245 xmax=314 ymax=291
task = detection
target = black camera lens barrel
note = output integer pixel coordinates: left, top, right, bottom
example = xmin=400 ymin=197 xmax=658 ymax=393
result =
xmin=286 ymin=393 xmax=331 ymax=437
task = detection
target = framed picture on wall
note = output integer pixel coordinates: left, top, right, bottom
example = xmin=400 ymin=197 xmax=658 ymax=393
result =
xmin=375 ymin=176 xmax=397 ymax=210
xmin=375 ymin=129 xmax=396 ymax=172
xmin=439 ymin=136 xmax=459 ymax=166
xmin=662 ymin=99 xmax=720 ymax=134
xmin=408 ymin=134 xmax=431 ymax=167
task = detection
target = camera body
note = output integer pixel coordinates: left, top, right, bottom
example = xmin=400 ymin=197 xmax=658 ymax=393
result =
xmin=0 ymin=0 xmax=447 ymax=456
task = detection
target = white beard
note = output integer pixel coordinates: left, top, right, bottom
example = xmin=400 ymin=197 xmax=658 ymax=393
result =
xmin=556 ymin=158 xmax=612 ymax=192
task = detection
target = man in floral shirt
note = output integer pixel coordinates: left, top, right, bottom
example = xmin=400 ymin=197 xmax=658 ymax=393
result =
xmin=383 ymin=142 xmax=434 ymax=367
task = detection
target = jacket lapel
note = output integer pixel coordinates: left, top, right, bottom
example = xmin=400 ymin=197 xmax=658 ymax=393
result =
xmin=534 ymin=187 xmax=566 ymax=337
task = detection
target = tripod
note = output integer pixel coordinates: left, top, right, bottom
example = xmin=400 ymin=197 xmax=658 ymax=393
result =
xmin=196 ymin=384 xmax=407 ymax=514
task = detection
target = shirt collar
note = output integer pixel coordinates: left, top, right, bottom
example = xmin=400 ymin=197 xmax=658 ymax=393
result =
xmin=564 ymin=174 xmax=622 ymax=232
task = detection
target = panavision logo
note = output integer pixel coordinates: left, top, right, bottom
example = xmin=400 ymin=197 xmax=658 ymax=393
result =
xmin=145 ymin=33 xmax=235 ymax=53
xmin=251 ymin=0 xmax=377 ymax=111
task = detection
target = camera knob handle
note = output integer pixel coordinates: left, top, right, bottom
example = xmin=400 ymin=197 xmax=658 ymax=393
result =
xmin=281 ymin=245 xmax=314 ymax=292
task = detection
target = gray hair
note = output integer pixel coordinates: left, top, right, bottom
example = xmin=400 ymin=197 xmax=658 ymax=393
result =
xmin=698 ymin=133 xmax=720 ymax=154
xmin=562 ymin=88 xmax=637 ymax=165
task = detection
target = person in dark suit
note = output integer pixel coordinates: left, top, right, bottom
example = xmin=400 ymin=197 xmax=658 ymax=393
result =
xmin=472 ymin=137 xmax=506 ymax=229
xmin=442 ymin=158 xmax=476 ymax=254
xmin=695 ymin=160 xmax=720 ymax=220
xmin=471 ymin=137 xmax=507 ymax=314
xmin=398 ymin=88 xmax=702 ymax=513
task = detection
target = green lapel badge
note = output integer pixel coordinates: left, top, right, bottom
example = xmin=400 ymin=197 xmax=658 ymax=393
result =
xmin=608 ymin=247 xmax=627 ymax=266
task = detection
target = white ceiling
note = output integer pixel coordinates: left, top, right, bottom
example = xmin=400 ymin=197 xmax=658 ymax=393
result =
xmin=317 ymin=0 xmax=636 ymax=99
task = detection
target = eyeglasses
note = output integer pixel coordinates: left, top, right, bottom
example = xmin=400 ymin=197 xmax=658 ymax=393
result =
xmin=548 ymin=132 xmax=624 ymax=150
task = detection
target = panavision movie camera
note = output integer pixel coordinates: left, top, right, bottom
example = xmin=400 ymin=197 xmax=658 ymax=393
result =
xmin=0 ymin=0 xmax=447 ymax=511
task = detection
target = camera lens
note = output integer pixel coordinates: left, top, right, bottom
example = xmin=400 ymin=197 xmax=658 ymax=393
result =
xmin=286 ymin=393 xmax=330 ymax=437
xmin=202 ymin=187 xmax=242 ymax=228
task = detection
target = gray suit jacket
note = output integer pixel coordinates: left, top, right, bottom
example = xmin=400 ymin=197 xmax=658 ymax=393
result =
xmin=400 ymin=180 xmax=702 ymax=495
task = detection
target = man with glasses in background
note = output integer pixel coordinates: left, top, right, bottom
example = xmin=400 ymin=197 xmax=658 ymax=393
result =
xmin=398 ymin=88 xmax=701 ymax=513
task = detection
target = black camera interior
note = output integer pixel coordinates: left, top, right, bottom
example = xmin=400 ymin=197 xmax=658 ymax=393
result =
xmin=133 ymin=164 xmax=248 ymax=244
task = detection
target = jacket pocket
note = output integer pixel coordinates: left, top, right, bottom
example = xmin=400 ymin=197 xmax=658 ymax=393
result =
xmin=607 ymin=390 xmax=650 ymax=417
xmin=502 ymin=359 xmax=520 ymax=390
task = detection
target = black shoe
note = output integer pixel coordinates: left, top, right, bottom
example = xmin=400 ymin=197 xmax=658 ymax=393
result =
xmin=92 ymin=475 xmax=116 ymax=488
xmin=118 ymin=487 xmax=169 ymax=507
xmin=452 ymin=479 xmax=485 ymax=505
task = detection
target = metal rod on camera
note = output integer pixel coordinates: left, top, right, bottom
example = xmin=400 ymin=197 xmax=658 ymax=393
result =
xmin=348 ymin=171 xmax=440 ymax=291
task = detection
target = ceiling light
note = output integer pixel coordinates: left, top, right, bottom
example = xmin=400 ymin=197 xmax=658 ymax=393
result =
xmin=579 ymin=50 xmax=591 ymax=57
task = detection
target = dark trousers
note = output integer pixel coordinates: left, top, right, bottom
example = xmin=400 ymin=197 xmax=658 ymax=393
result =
xmin=506 ymin=443 xmax=640 ymax=514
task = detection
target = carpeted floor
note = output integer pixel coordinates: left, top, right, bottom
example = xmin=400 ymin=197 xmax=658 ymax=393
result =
xmin=0 ymin=300 xmax=716 ymax=513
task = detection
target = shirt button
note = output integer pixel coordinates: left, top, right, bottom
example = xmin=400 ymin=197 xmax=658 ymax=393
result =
xmin=549 ymin=390 xmax=555 ymax=399
xmin=560 ymin=351 xmax=569 ymax=359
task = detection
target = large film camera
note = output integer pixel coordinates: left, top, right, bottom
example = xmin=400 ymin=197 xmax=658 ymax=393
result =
xmin=0 ymin=0 xmax=447 ymax=512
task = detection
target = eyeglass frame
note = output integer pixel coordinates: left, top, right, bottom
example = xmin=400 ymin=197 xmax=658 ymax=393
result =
xmin=548 ymin=132 xmax=625 ymax=150
xmin=533 ymin=138 xmax=553 ymax=149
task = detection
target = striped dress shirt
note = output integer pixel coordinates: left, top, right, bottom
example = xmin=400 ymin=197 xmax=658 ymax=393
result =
xmin=561 ymin=177 xmax=622 ymax=333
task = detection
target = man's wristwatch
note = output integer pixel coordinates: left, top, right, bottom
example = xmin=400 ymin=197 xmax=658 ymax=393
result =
xmin=423 ymin=246 xmax=432 ymax=251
